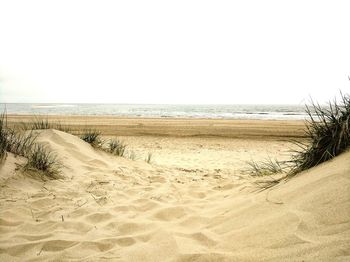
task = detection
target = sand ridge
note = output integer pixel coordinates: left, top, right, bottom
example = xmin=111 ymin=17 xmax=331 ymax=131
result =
xmin=0 ymin=129 xmax=349 ymax=261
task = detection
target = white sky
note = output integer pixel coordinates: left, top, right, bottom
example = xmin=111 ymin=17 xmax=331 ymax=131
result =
xmin=0 ymin=0 xmax=349 ymax=104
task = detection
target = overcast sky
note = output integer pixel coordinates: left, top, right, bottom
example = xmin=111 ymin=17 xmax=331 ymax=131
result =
xmin=0 ymin=0 xmax=349 ymax=104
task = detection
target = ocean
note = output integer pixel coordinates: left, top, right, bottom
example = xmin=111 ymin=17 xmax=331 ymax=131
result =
xmin=0 ymin=103 xmax=308 ymax=120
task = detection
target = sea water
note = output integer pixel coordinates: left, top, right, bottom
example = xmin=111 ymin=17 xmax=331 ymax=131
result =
xmin=0 ymin=103 xmax=308 ymax=120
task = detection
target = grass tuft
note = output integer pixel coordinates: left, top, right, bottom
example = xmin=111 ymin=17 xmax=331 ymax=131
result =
xmin=245 ymin=157 xmax=287 ymax=177
xmin=20 ymin=116 xmax=50 ymax=130
xmin=247 ymin=92 xmax=350 ymax=190
xmin=24 ymin=144 xmax=62 ymax=179
xmin=0 ymin=111 xmax=36 ymax=160
xmin=288 ymin=93 xmax=350 ymax=176
xmin=0 ymin=111 xmax=62 ymax=178
xmin=80 ymin=129 xmax=103 ymax=148
xmin=31 ymin=117 xmax=51 ymax=129
xmin=20 ymin=116 xmax=72 ymax=133
xmin=126 ymin=150 xmax=137 ymax=160
xmin=5 ymin=130 xmax=37 ymax=157
xmin=0 ymin=112 xmax=8 ymax=162
xmin=107 ymin=139 xmax=126 ymax=156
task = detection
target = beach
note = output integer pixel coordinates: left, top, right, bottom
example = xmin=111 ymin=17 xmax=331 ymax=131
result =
xmin=6 ymin=116 xmax=306 ymax=171
xmin=1 ymin=116 xmax=349 ymax=261
xmin=1 ymin=0 xmax=349 ymax=259
xmin=6 ymin=115 xmax=306 ymax=138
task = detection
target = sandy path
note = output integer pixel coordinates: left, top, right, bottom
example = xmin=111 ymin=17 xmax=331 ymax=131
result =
xmin=116 ymin=136 xmax=293 ymax=171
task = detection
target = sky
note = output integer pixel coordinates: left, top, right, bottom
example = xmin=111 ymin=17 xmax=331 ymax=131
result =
xmin=0 ymin=0 xmax=349 ymax=104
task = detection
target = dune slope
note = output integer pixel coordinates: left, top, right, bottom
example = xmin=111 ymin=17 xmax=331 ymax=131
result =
xmin=0 ymin=130 xmax=349 ymax=261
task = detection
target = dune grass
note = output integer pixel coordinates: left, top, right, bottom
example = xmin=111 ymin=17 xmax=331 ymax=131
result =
xmin=5 ymin=129 xmax=37 ymax=157
xmin=287 ymin=93 xmax=350 ymax=176
xmin=245 ymin=157 xmax=287 ymax=176
xmin=27 ymin=117 xmax=50 ymax=129
xmin=24 ymin=144 xmax=62 ymax=179
xmin=107 ymin=139 xmax=126 ymax=156
xmin=20 ymin=116 xmax=72 ymax=133
xmin=0 ymin=112 xmax=8 ymax=162
xmin=8 ymin=115 xmax=134 ymax=160
xmin=1 ymin=112 xmax=143 ymax=178
xmin=80 ymin=131 xmax=134 ymax=160
xmin=125 ymin=150 xmax=137 ymax=160
xmin=248 ymin=92 xmax=350 ymax=189
xmin=0 ymin=111 xmax=62 ymax=178
xmin=80 ymin=129 xmax=103 ymax=148
xmin=0 ymin=112 xmax=36 ymax=160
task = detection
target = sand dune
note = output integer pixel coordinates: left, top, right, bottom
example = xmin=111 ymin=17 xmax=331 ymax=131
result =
xmin=0 ymin=129 xmax=349 ymax=261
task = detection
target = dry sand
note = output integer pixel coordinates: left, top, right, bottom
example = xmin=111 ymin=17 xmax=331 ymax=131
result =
xmin=0 ymin=117 xmax=349 ymax=261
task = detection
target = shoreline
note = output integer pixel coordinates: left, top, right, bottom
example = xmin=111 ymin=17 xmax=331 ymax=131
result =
xmin=6 ymin=114 xmax=306 ymax=139
xmin=1 ymin=103 xmax=309 ymax=121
